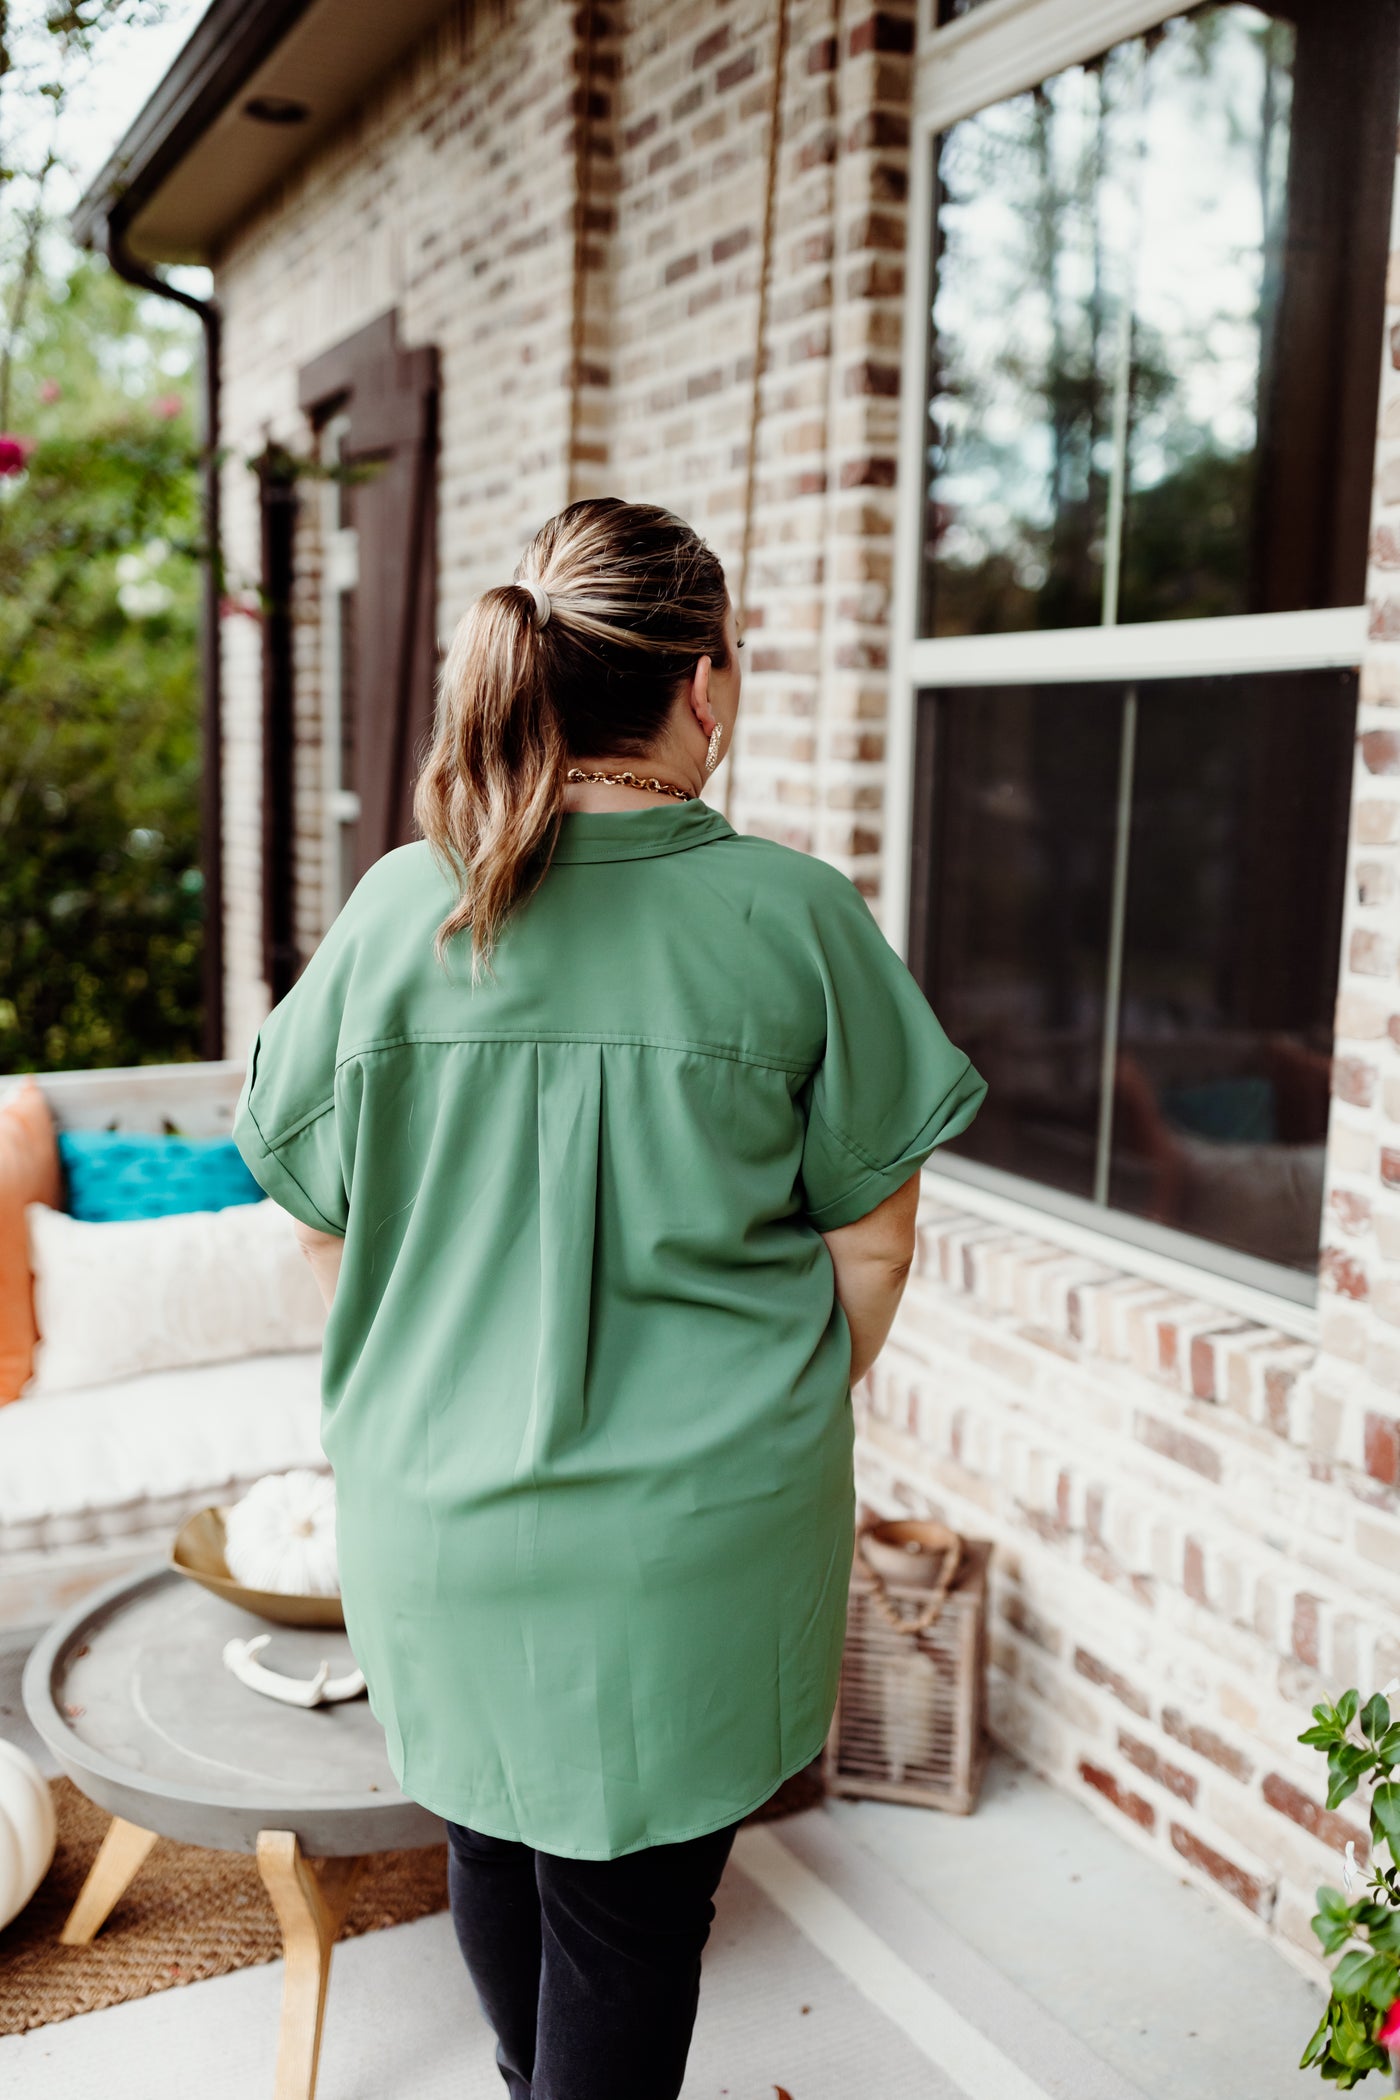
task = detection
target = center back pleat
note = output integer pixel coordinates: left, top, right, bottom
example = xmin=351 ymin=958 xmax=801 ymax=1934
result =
xmin=515 ymin=1041 xmax=605 ymax=1484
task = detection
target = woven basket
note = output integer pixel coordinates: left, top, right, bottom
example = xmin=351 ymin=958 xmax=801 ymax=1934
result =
xmin=824 ymin=1516 xmax=991 ymax=1815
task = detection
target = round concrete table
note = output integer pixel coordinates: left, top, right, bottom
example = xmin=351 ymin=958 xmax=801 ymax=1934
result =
xmin=23 ymin=1563 xmax=443 ymax=2100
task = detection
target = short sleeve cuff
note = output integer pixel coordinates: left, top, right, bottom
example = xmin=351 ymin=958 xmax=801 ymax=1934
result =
xmin=805 ymin=1058 xmax=987 ymax=1231
xmin=233 ymin=1101 xmax=345 ymax=1236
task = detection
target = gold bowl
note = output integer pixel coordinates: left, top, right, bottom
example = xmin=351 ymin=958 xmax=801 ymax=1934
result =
xmin=170 ymin=1506 xmax=346 ymax=1628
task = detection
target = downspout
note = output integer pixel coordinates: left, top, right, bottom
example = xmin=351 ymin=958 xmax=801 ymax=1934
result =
xmin=98 ymin=214 xmax=224 ymax=1063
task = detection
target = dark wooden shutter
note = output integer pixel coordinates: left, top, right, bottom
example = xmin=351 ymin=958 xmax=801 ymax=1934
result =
xmin=299 ymin=311 xmax=440 ymax=883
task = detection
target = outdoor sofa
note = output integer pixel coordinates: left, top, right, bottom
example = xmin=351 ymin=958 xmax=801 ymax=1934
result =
xmin=0 ymin=1059 xmax=324 ymax=1637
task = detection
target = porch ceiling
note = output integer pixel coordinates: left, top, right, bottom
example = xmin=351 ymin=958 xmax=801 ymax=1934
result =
xmin=73 ymin=0 xmax=459 ymax=265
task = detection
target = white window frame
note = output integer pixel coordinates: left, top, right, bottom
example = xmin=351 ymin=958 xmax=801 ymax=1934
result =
xmin=886 ymin=0 xmax=1369 ymax=1341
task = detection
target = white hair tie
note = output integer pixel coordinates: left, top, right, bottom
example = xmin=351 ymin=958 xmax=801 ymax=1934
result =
xmin=520 ymin=578 xmax=551 ymax=630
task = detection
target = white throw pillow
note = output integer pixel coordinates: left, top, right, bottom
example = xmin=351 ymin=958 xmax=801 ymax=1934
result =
xmin=24 ymin=1198 xmax=327 ymax=1396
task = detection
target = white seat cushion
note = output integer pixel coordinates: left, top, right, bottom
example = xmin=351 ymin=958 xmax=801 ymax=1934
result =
xmin=0 ymin=1351 xmax=324 ymax=1553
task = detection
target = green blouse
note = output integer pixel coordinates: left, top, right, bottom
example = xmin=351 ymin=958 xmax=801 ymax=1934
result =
xmin=233 ymin=799 xmax=985 ymax=1859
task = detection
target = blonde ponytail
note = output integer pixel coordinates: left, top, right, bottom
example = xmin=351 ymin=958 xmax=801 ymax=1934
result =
xmin=414 ymin=499 xmax=729 ymax=978
xmin=413 ymin=584 xmax=564 ymax=976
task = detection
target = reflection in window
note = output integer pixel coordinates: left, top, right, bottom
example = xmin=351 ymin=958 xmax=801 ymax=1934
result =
xmin=921 ymin=0 xmax=1398 ymax=637
xmin=912 ymin=671 xmax=1355 ymax=1276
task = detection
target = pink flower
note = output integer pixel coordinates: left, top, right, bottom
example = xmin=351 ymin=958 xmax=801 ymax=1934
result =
xmin=38 ymin=379 xmax=61 ymax=404
xmin=153 ymin=393 xmax=184 ymax=420
xmin=1380 ymin=1998 xmax=1400 ymax=2052
xmin=0 ymin=435 xmax=32 ymax=477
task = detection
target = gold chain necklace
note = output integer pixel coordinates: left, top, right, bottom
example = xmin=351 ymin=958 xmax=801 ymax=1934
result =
xmin=564 ymin=768 xmax=695 ymax=803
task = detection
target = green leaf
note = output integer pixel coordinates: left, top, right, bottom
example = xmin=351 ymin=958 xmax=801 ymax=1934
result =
xmin=1360 ymin=1958 xmax=1399 ymax=2012
xmin=1330 ymin=1949 xmax=1379 ymax=1998
xmin=1315 ymin=1916 xmax=1353 ymax=1956
xmin=1366 ymin=1910 xmax=1400 ymax=1955
xmin=1373 ymin=1784 xmax=1400 ymax=1852
xmin=1364 ymin=1694 xmax=1392 ymax=1739
xmin=1339 ymin=1690 xmax=1362 ymax=1728
xmin=1329 ymin=1747 xmax=1376 ymax=1809
xmin=1330 ymin=2022 xmax=1376 ymax=2074
xmin=1302 ymin=1724 xmax=1338 ymax=1749
xmin=1316 ymin=1702 xmax=1341 ymax=1726
xmin=1300 ymin=2007 xmax=1330 ymax=2068
xmin=1330 ymin=1950 xmax=1400 ymax=2015
xmin=1380 ymin=1727 xmax=1400 ymax=1769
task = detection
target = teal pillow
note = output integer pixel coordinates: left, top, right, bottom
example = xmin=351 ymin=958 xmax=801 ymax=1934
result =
xmin=58 ymin=1133 xmax=264 ymax=1223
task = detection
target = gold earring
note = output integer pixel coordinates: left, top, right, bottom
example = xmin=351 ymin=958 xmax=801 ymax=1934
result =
xmin=705 ymin=725 xmax=723 ymax=774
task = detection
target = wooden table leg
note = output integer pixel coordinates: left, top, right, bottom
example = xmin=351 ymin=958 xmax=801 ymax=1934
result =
xmin=60 ymin=1816 xmax=159 ymax=1945
xmin=256 ymin=1831 xmax=362 ymax=2100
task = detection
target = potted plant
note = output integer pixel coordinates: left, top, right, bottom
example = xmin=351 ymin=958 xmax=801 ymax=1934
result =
xmin=1299 ymin=1685 xmax=1400 ymax=2085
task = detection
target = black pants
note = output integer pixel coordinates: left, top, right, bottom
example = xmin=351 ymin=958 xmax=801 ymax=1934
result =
xmin=445 ymin=1816 xmax=739 ymax=2100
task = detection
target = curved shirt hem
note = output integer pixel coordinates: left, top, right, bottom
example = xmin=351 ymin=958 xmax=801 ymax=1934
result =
xmin=395 ymin=1729 xmax=834 ymax=1859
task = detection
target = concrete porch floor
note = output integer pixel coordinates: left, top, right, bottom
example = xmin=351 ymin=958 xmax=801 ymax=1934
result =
xmin=0 ymin=1633 xmax=1324 ymax=2100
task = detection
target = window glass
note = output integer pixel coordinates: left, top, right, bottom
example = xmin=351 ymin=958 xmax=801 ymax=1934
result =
xmin=913 ymin=668 xmax=1356 ymax=1275
xmin=920 ymin=0 xmax=1397 ymax=637
xmin=913 ymin=683 xmax=1121 ymax=1201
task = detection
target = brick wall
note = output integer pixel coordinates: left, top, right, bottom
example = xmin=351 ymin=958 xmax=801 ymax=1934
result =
xmin=211 ymin=0 xmax=1400 ymax=1979
xmin=216 ymin=0 xmax=583 ymax=1052
xmin=216 ymin=0 xmax=916 ymax=1046
xmin=858 ymin=1206 xmax=1356 ymax=1971
xmin=604 ymin=0 xmax=914 ymax=876
xmin=850 ymin=114 xmax=1400 ymax=1979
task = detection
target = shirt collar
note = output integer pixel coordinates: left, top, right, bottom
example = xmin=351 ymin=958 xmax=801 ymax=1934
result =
xmin=550 ymin=799 xmax=736 ymax=864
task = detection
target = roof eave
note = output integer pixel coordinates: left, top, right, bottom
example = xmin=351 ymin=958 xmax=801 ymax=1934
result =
xmin=72 ymin=0 xmax=313 ymax=257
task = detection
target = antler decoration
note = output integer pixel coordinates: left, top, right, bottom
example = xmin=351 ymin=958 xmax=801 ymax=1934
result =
xmin=222 ymin=1634 xmax=367 ymax=1709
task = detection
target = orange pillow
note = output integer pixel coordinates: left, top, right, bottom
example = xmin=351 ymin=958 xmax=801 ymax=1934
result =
xmin=0 ymin=1079 xmax=62 ymax=1403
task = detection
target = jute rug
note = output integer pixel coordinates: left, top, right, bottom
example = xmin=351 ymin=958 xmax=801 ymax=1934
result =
xmin=0 ymin=1765 xmax=824 ymax=2035
xmin=0 ymin=1780 xmax=449 ymax=2036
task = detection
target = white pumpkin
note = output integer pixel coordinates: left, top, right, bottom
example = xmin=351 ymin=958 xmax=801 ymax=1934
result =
xmin=223 ymin=1469 xmax=340 ymax=1597
xmin=0 ymin=1737 xmax=57 ymax=1932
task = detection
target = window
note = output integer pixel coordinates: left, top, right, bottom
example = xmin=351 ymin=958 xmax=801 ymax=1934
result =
xmin=921 ymin=2 xmax=1386 ymax=637
xmin=910 ymin=668 xmax=1355 ymax=1276
xmin=898 ymin=0 xmax=1399 ymax=1300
